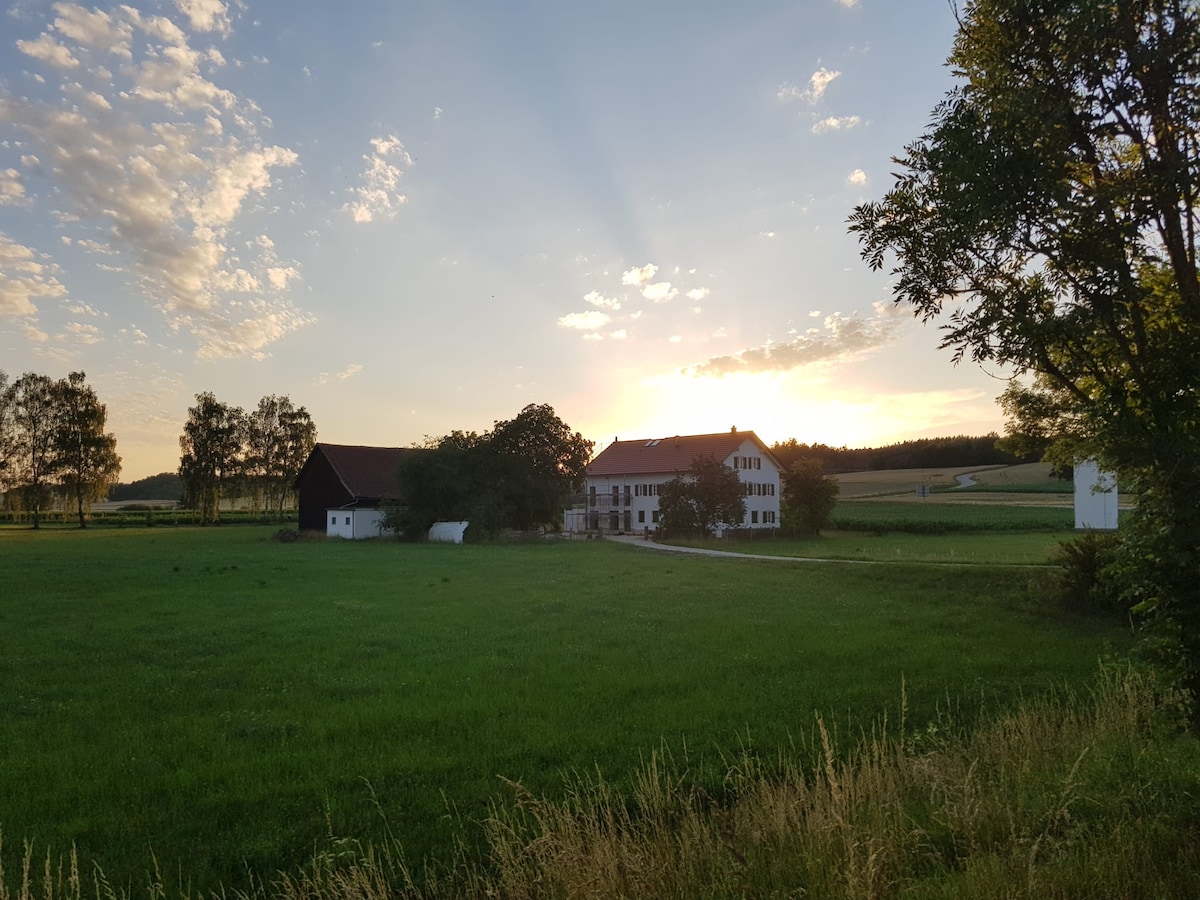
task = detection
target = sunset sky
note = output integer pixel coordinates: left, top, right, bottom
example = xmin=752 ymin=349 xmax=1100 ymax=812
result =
xmin=0 ymin=0 xmax=1011 ymax=480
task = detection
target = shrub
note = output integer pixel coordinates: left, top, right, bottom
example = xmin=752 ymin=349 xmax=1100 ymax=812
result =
xmin=1052 ymin=530 xmax=1130 ymax=616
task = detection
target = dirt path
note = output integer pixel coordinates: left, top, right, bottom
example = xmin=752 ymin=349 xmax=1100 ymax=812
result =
xmin=603 ymin=533 xmax=871 ymax=563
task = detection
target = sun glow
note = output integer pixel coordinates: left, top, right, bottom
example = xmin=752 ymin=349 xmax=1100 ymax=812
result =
xmin=582 ymin=369 xmax=1002 ymax=451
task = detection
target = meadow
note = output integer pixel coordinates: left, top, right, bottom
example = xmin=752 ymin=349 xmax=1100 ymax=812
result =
xmin=0 ymin=522 xmax=1132 ymax=894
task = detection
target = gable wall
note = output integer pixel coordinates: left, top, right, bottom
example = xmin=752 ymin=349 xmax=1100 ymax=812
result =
xmin=296 ymin=449 xmax=354 ymax=530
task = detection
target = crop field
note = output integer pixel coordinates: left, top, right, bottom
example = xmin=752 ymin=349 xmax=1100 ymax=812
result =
xmin=0 ymin=524 xmax=1130 ymax=893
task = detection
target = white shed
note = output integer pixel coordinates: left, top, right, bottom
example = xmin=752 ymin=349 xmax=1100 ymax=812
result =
xmin=327 ymin=507 xmax=391 ymax=539
xmin=1074 ymin=460 xmax=1118 ymax=530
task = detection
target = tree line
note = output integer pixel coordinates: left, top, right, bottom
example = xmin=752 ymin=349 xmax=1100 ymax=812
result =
xmin=0 ymin=370 xmax=121 ymax=528
xmin=178 ymin=392 xmax=317 ymax=523
xmin=770 ymin=434 xmax=1035 ymax=475
xmin=384 ymin=403 xmax=593 ymax=539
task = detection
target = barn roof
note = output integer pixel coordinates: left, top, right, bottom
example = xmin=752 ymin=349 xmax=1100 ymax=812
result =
xmin=300 ymin=443 xmax=416 ymax=501
xmin=586 ymin=430 xmax=782 ymax=477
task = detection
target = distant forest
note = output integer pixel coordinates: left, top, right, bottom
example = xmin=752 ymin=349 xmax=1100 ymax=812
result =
xmin=108 ymin=472 xmax=184 ymax=502
xmin=770 ymin=434 xmax=1039 ymax=474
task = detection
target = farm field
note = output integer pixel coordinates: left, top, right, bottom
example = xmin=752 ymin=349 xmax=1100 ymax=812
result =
xmin=836 ymin=462 xmax=1073 ymax=504
xmin=0 ymin=525 xmax=1130 ymax=893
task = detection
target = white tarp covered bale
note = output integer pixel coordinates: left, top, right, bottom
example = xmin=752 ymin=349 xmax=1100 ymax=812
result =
xmin=1074 ymin=460 xmax=1118 ymax=530
xmin=428 ymin=521 xmax=469 ymax=543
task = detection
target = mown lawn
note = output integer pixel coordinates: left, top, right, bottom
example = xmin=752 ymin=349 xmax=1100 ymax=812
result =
xmin=0 ymin=525 xmax=1129 ymax=893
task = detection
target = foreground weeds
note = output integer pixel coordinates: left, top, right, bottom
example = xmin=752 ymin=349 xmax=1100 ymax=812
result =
xmin=6 ymin=666 xmax=1198 ymax=900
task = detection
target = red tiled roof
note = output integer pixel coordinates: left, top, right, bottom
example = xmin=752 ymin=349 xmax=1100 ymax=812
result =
xmin=310 ymin=443 xmax=416 ymax=501
xmin=586 ymin=431 xmax=781 ymax=476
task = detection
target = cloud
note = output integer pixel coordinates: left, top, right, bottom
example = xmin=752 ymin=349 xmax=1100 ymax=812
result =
xmin=17 ymin=33 xmax=79 ymax=69
xmin=686 ymin=301 xmax=907 ymax=376
xmin=316 ymin=363 xmax=363 ymax=385
xmin=64 ymin=320 xmax=102 ymax=344
xmin=266 ymin=266 xmax=299 ymax=290
xmin=343 ymin=135 xmax=412 ymax=223
xmin=174 ymin=0 xmax=232 ymax=35
xmin=778 ymin=68 xmax=840 ymax=105
xmin=0 ymin=168 xmax=25 ymax=205
xmin=621 ymin=263 xmax=658 ymax=286
xmin=846 ymin=168 xmax=868 ymax=186
xmin=641 ymin=282 xmax=677 ymax=303
xmin=1 ymin=2 xmax=309 ymax=358
xmin=0 ymin=235 xmax=67 ymax=315
xmin=686 ymin=288 xmax=709 ymax=302
xmin=583 ymin=290 xmax=620 ymax=310
xmin=813 ymin=115 xmax=861 ymax=133
xmin=558 ymin=310 xmax=611 ymax=331
xmin=837 ymin=0 xmax=861 ymax=7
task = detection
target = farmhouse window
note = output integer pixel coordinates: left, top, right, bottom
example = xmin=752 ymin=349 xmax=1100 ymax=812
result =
xmin=345 ymin=517 xmax=350 ymax=525
xmin=330 ymin=516 xmax=336 ymax=525
xmin=652 ymin=510 xmax=660 ymax=523
xmin=638 ymin=510 xmax=645 ymax=523
xmin=752 ymin=510 xmax=759 ymax=524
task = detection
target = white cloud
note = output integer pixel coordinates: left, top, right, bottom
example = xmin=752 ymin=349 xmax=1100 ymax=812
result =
xmin=174 ymin=0 xmax=232 ymax=35
xmin=812 ymin=115 xmax=861 ymax=134
xmin=778 ymin=68 xmax=841 ymax=105
xmin=17 ymin=33 xmax=79 ymax=69
xmin=641 ymin=282 xmax=677 ymax=303
xmin=266 ymin=266 xmax=299 ymax=290
xmin=433 ymin=106 xmax=442 ymax=120
xmin=621 ymin=263 xmax=658 ymax=286
xmin=0 ymin=235 xmax=67 ymax=315
xmin=64 ymin=320 xmax=102 ymax=343
xmin=343 ymin=135 xmax=412 ymax=223
xmin=686 ymin=301 xmax=907 ymax=376
xmin=583 ymin=290 xmax=620 ymax=310
xmin=609 ymin=329 xmax=627 ymax=340
xmin=1 ymin=3 xmax=310 ymax=358
xmin=837 ymin=0 xmax=861 ymax=7
xmin=52 ymin=3 xmax=133 ymax=57
xmin=758 ymin=230 xmax=776 ymax=239
xmin=0 ymin=168 xmax=25 ymax=205
xmin=558 ymin=310 xmax=611 ymax=331
xmin=686 ymin=288 xmax=709 ymax=302
xmin=846 ymin=168 xmax=868 ymax=186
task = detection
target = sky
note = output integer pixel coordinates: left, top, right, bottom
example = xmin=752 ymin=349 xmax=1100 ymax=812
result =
xmin=0 ymin=0 xmax=1013 ymax=481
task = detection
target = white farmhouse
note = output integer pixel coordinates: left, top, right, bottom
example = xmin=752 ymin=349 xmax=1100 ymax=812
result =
xmin=567 ymin=429 xmax=783 ymax=535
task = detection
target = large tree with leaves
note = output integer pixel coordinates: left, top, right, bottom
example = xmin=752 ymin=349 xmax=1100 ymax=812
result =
xmin=51 ymin=372 xmax=121 ymax=529
xmin=179 ymin=392 xmax=245 ymax=524
xmin=0 ymin=370 xmax=15 ymax=494
xmin=9 ymin=372 xmax=60 ymax=529
xmin=244 ymin=394 xmax=317 ymax=519
xmin=658 ymin=455 xmax=747 ymax=537
xmin=849 ymin=0 xmax=1200 ymax=716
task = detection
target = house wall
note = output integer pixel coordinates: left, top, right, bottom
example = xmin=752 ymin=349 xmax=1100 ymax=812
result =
xmin=1074 ymin=460 xmax=1118 ymax=530
xmin=581 ymin=438 xmax=781 ymax=534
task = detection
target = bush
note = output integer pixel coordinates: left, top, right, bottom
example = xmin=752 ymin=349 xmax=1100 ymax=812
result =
xmin=1052 ymin=530 xmax=1131 ymax=616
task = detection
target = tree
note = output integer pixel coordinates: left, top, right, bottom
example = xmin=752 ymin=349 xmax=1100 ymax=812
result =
xmin=244 ymin=395 xmax=316 ymax=519
xmin=386 ymin=406 xmax=593 ymax=539
xmin=848 ymin=0 xmax=1200 ymax=716
xmin=179 ymin=393 xmax=245 ymax=524
xmin=658 ymin=455 xmax=746 ymax=537
xmin=9 ymin=372 xmax=59 ymax=529
xmin=51 ymin=372 xmax=121 ymax=528
xmin=486 ymin=403 xmax=594 ymax=531
xmin=781 ymin=458 xmax=839 ymax=536
xmin=0 ymin=370 xmax=15 ymax=494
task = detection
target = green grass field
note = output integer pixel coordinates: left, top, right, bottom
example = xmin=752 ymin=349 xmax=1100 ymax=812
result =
xmin=0 ymin=523 xmax=1131 ymax=894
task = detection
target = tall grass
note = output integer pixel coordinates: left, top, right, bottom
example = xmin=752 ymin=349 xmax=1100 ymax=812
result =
xmin=6 ymin=666 xmax=1196 ymax=898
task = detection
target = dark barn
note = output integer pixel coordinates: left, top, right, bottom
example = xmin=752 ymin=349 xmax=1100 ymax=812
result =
xmin=294 ymin=443 xmax=414 ymax=531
